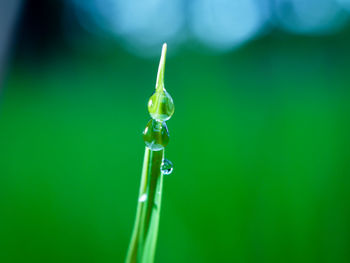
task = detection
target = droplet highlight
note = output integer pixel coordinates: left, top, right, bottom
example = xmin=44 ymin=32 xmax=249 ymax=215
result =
xmin=161 ymin=159 xmax=173 ymax=175
xmin=143 ymin=119 xmax=169 ymax=151
xmin=139 ymin=193 xmax=147 ymax=202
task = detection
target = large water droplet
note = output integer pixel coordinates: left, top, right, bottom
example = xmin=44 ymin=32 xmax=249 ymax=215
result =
xmin=161 ymin=159 xmax=173 ymax=175
xmin=148 ymin=89 xmax=175 ymax=122
xmin=143 ymin=119 xmax=169 ymax=151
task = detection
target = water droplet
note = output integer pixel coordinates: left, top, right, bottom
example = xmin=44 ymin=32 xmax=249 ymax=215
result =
xmin=148 ymin=89 xmax=175 ymax=122
xmin=161 ymin=159 xmax=173 ymax=175
xmin=143 ymin=119 xmax=169 ymax=151
xmin=139 ymin=193 xmax=147 ymax=202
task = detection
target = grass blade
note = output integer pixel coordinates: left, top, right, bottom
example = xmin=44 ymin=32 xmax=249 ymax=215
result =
xmin=125 ymin=148 xmax=164 ymax=263
xmin=126 ymin=43 xmax=174 ymax=263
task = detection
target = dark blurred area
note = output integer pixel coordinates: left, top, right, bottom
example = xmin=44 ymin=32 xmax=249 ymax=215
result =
xmin=1 ymin=0 xmax=350 ymax=263
xmin=15 ymin=1 xmax=64 ymax=56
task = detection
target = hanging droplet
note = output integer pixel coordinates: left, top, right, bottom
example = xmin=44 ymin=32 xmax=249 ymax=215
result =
xmin=148 ymin=89 xmax=175 ymax=121
xmin=143 ymin=119 xmax=169 ymax=151
xmin=161 ymin=159 xmax=173 ymax=175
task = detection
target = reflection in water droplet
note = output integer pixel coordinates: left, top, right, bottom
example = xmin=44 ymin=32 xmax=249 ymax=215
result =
xmin=148 ymin=89 xmax=175 ymax=122
xmin=143 ymin=119 xmax=170 ymax=151
xmin=139 ymin=193 xmax=147 ymax=202
xmin=161 ymin=159 xmax=173 ymax=175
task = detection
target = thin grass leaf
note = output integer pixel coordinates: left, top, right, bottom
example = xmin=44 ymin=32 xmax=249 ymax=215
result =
xmin=126 ymin=43 xmax=174 ymax=263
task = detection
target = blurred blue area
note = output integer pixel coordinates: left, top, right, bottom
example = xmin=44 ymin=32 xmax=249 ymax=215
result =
xmin=0 ymin=0 xmax=21 ymax=86
xmin=68 ymin=0 xmax=350 ymax=55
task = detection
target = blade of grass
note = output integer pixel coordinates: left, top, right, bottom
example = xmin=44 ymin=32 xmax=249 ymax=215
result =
xmin=126 ymin=43 xmax=173 ymax=263
xmin=125 ymin=148 xmax=164 ymax=263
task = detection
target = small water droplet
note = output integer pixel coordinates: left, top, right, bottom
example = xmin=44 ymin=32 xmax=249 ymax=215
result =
xmin=143 ymin=119 xmax=169 ymax=151
xmin=139 ymin=193 xmax=147 ymax=202
xmin=161 ymin=159 xmax=173 ymax=175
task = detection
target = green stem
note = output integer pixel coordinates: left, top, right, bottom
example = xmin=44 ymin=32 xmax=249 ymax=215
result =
xmin=155 ymin=43 xmax=167 ymax=92
xmin=125 ymin=148 xmax=164 ymax=263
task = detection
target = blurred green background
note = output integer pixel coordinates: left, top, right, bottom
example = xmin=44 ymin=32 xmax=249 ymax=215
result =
xmin=1 ymin=1 xmax=350 ymax=263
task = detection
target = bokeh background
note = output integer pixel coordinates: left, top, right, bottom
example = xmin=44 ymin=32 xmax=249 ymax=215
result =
xmin=1 ymin=0 xmax=350 ymax=262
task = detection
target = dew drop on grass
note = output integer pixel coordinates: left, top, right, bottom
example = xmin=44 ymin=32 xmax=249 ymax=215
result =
xmin=148 ymin=43 xmax=174 ymax=122
xmin=148 ymin=88 xmax=175 ymax=122
xmin=161 ymin=159 xmax=173 ymax=175
xmin=143 ymin=119 xmax=169 ymax=151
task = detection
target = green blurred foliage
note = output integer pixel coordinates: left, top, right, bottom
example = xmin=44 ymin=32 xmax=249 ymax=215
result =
xmin=1 ymin=34 xmax=350 ymax=263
